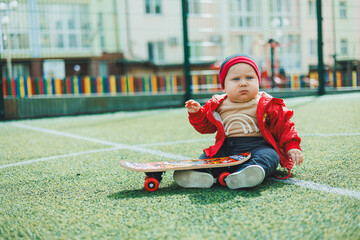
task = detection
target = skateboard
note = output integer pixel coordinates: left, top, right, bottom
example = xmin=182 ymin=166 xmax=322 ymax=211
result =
xmin=119 ymin=152 xmax=251 ymax=192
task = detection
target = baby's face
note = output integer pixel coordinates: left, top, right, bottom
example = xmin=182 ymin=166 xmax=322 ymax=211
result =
xmin=223 ymin=63 xmax=259 ymax=103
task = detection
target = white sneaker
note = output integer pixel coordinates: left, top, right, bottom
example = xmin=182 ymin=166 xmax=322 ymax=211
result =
xmin=225 ymin=165 xmax=265 ymax=190
xmin=173 ymin=170 xmax=214 ymax=188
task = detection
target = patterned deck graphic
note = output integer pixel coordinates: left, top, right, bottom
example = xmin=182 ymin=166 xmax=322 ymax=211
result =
xmin=120 ymin=152 xmax=251 ymax=172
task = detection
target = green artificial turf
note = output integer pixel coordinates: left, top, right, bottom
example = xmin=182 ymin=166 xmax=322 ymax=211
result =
xmin=0 ymin=93 xmax=359 ymax=239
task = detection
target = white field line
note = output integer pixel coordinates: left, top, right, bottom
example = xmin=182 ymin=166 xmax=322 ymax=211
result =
xmin=301 ymin=133 xmax=360 ymax=137
xmin=10 ymin=123 xmax=190 ymax=161
xmin=5 ymin=123 xmax=360 ymax=200
xmin=272 ymin=178 xmax=360 ymax=200
xmin=0 ymin=140 xmax=212 ymax=170
xmin=0 ymin=147 xmax=121 ymax=169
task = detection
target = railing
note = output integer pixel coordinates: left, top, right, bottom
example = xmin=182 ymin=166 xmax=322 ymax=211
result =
xmin=2 ymin=70 xmax=359 ymax=98
xmin=3 ymin=75 xmax=185 ymax=98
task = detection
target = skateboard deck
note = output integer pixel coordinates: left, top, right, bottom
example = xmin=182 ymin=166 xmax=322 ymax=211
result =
xmin=120 ymin=152 xmax=251 ymax=172
xmin=120 ymin=152 xmax=251 ymax=192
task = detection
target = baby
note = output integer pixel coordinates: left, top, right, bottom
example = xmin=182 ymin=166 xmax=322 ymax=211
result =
xmin=174 ymin=54 xmax=303 ymax=189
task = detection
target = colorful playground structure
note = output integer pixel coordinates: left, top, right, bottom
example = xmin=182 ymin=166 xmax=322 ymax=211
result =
xmin=2 ymin=70 xmax=359 ymax=98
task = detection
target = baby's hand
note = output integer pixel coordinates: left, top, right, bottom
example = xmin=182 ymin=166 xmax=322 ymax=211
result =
xmin=185 ymin=100 xmax=201 ymax=113
xmin=287 ymin=149 xmax=303 ymax=166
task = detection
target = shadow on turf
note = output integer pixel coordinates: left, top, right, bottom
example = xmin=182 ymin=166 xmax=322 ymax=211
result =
xmin=107 ymin=179 xmax=287 ymax=205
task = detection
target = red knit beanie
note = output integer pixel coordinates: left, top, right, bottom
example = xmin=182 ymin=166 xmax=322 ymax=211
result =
xmin=219 ymin=54 xmax=261 ymax=89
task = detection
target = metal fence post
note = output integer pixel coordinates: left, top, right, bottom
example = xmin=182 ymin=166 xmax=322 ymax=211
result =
xmin=317 ymin=0 xmax=325 ymax=95
xmin=0 ymin=54 xmax=5 ymax=120
xmin=181 ymin=0 xmax=192 ymax=103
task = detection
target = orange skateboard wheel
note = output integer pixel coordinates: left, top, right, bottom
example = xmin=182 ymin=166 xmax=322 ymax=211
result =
xmin=218 ymin=172 xmax=230 ymax=187
xmin=144 ymin=177 xmax=159 ymax=192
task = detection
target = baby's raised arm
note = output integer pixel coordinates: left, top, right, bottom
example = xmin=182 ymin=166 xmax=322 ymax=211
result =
xmin=185 ymin=100 xmax=201 ymax=113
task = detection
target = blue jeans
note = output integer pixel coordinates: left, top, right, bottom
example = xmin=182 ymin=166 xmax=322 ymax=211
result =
xmin=200 ymin=137 xmax=279 ymax=178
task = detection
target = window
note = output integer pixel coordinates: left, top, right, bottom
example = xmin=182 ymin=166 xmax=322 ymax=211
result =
xmin=99 ymin=61 xmax=108 ymax=77
xmin=188 ymin=0 xmax=201 ymax=15
xmin=98 ymin=13 xmax=105 ymax=49
xmin=189 ymin=41 xmax=203 ymax=62
xmin=309 ymin=39 xmax=317 ymax=57
xmin=12 ymin=33 xmax=29 ymax=49
xmin=41 ymin=34 xmax=50 ymax=48
xmin=68 ymin=17 xmax=75 ymax=29
xmin=269 ymin=0 xmax=300 ymax=29
xmin=56 ymin=21 xmax=62 ymax=30
xmin=145 ymin=0 xmax=162 ymax=14
xmin=229 ymin=0 xmax=261 ymax=29
xmin=39 ymin=3 xmax=90 ymax=50
xmin=233 ymin=35 xmax=254 ymax=56
xmin=43 ymin=60 xmax=65 ymax=79
xmin=339 ymin=1 xmax=347 ymax=18
xmin=279 ymin=34 xmax=302 ymax=71
xmin=1 ymin=32 xmax=30 ymax=50
xmin=56 ymin=34 xmax=64 ymax=48
xmin=80 ymin=5 xmax=90 ymax=30
xmin=148 ymin=42 xmax=165 ymax=63
xmin=81 ymin=33 xmax=91 ymax=48
xmin=69 ymin=34 xmax=77 ymax=48
xmin=340 ymin=39 xmax=348 ymax=55
xmin=3 ymin=63 xmax=29 ymax=79
xmin=13 ymin=64 xmax=30 ymax=78
xmin=0 ymin=2 xmax=30 ymax=52
xmin=308 ymin=0 xmax=316 ymax=17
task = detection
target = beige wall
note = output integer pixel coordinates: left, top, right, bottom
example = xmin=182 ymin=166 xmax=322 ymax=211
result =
xmin=4 ymin=0 xmax=360 ymax=76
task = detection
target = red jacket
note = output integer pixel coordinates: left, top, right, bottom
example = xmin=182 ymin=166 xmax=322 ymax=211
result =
xmin=188 ymin=92 xmax=301 ymax=172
